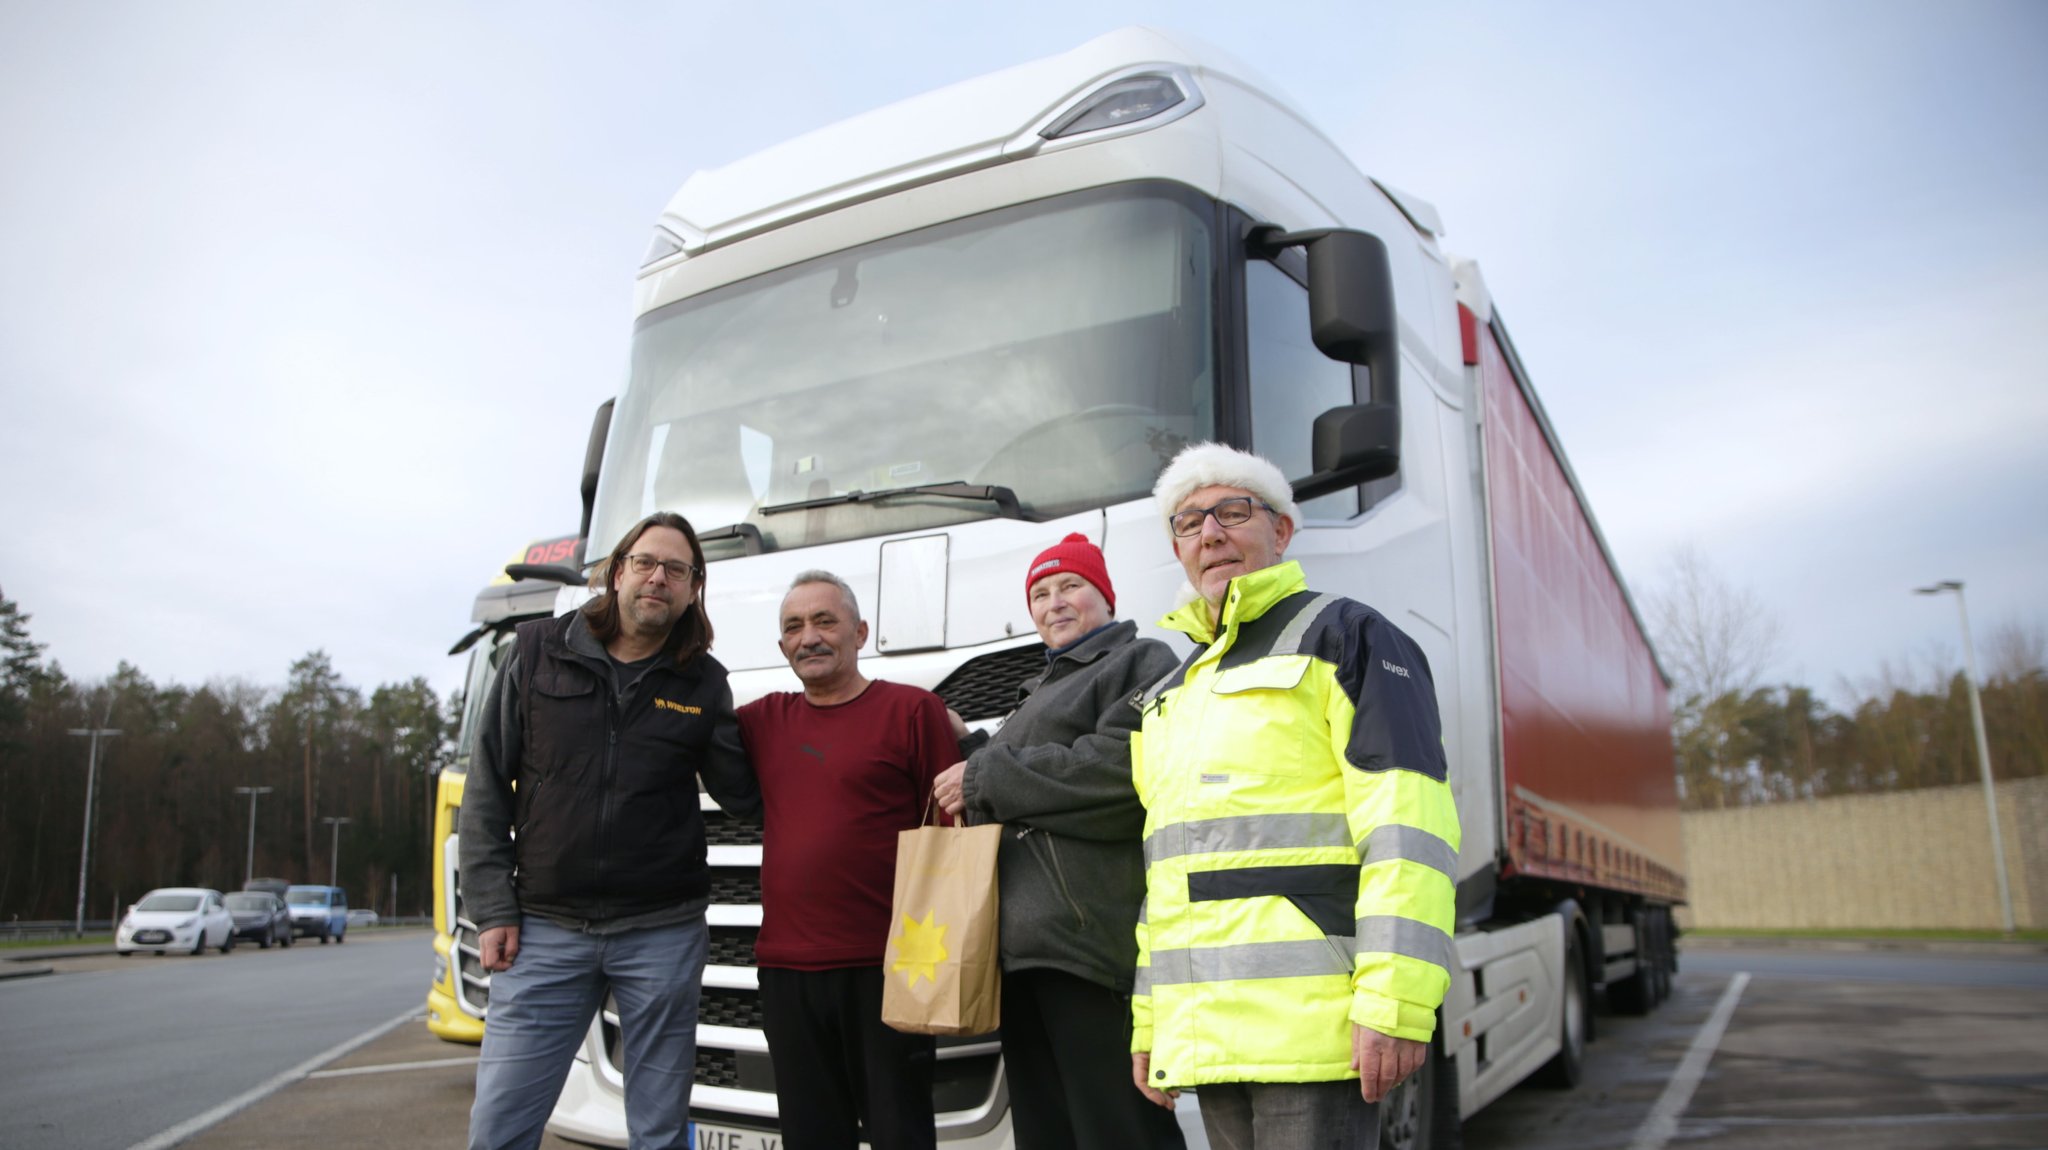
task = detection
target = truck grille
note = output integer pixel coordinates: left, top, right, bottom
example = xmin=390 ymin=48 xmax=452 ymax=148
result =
xmin=699 ymin=986 xmax=765 ymax=1030
xmin=708 ymin=926 xmax=759 ymax=968
xmin=591 ymin=819 xmax=1006 ymax=1138
xmin=703 ymin=807 xmax=763 ymax=847
xmin=452 ymin=880 xmax=490 ymax=1014
xmin=933 ymin=643 xmax=1046 ymax=720
xmin=707 ymin=868 xmax=762 ymax=905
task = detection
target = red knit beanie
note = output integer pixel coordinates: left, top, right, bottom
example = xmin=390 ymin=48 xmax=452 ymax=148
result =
xmin=1024 ymin=533 xmax=1115 ymax=613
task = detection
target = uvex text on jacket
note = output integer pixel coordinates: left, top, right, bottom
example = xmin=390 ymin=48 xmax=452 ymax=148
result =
xmin=960 ymin=620 xmax=1180 ymax=991
xmin=1131 ymin=561 xmax=1460 ymax=1089
xmin=458 ymin=612 xmax=762 ymax=932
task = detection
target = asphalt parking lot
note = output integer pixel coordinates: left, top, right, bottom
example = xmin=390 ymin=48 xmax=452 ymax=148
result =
xmin=16 ymin=936 xmax=2046 ymax=1150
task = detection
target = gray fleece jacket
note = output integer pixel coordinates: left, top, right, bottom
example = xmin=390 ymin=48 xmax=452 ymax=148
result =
xmin=960 ymin=619 xmax=1178 ymax=992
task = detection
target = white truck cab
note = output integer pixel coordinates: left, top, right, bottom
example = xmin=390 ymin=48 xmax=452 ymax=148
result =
xmin=546 ymin=26 xmax=1681 ymax=1150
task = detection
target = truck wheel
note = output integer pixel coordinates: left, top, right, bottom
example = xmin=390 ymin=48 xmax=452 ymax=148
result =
xmin=1648 ymin=910 xmax=1671 ymax=1005
xmin=1380 ymin=1042 xmax=1461 ymax=1150
xmin=1534 ymin=930 xmax=1587 ymax=1088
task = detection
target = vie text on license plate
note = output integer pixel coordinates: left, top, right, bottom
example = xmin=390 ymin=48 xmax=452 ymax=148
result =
xmin=689 ymin=1120 xmax=781 ymax=1150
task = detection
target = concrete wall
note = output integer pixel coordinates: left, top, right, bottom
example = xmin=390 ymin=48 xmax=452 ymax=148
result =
xmin=1680 ymin=776 xmax=2046 ymax=930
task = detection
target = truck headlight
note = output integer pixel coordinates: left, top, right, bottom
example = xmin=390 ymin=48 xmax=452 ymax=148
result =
xmin=1042 ymin=73 xmax=1190 ymax=139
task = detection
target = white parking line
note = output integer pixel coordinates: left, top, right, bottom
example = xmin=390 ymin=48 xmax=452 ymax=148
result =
xmin=126 ymin=1008 xmax=421 ymax=1150
xmin=1628 ymin=971 xmax=1750 ymax=1150
xmin=309 ymin=1055 xmax=479 ymax=1079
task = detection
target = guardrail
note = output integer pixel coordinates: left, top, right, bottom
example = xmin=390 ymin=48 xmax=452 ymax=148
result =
xmin=3 ymin=920 xmax=112 ymax=944
xmin=5 ymin=915 xmax=433 ymax=944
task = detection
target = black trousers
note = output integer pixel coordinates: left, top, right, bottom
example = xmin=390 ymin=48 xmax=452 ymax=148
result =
xmin=756 ymin=965 xmax=936 ymax=1150
xmin=1001 ymin=967 xmax=1187 ymax=1150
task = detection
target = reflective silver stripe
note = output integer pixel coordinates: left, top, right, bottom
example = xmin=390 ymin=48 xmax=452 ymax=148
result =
xmin=1134 ymin=964 xmax=1153 ymax=995
xmin=1354 ymin=915 xmax=1454 ymax=972
xmin=1358 ymin=824 xmax=1459 ymax=882
xmin=1272 ymin=593 xmax=1339 ymax=657
xmin=1145 ymin=813 xmax=1354 ymax=865
xmin=1141 ymin=939 xmax=1354 ymax=987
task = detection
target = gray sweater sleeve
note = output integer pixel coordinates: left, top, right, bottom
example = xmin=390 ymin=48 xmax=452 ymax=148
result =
xmin=456 ymin=647 xmax=524 ymax=933
xmin=961 ymin=638 xmax=1179 ymax=842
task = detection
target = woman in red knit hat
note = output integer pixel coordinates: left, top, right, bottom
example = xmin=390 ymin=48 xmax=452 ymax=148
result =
xmin=932 ymin=533 xmax=1187 ymax=1150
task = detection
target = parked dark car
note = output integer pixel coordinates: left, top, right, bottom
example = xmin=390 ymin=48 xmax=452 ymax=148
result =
xmin=225 ymin=891 xmax=294 ymax=949
xmin=243 ymin=877 xmax=292 ymax=899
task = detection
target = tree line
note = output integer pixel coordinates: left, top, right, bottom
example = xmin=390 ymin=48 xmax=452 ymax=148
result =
xmin=1647 ymin=547 xmax=2046 ymax=811
xmin=1 ymin=596 xmax=450 ymax=923
xmin=6 ymin=551 xmax=2041 ymax=919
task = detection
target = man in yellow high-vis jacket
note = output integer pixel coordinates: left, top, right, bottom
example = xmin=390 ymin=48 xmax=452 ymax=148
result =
xmin=1129 ymin=443 xmax=1460 ymax=1149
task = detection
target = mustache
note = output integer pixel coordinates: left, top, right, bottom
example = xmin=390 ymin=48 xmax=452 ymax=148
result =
xmin=794 ymin=643 xmax=834 ymax=659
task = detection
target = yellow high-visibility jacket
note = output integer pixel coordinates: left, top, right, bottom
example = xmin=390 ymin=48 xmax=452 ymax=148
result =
xmin=1131 ymin=561 xmax=1460 ymax=1089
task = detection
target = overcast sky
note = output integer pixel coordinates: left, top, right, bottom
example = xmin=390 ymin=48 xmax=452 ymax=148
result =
xmin=2 ymin=0 xmax=2042 ymax=707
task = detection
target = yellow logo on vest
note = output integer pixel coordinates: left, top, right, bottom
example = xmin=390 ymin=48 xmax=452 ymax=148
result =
xmin=654 ymin=698 xmax=701 ymax=715
xmin=891 ymin=909 xmax=949 ymax=988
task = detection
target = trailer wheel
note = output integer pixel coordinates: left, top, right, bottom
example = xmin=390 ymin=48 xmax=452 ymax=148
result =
xmin=1652 ymin=909 xmax=1675 ymax=1004
xmin=1612 ymin=907 xmax=1671 ymax=1015
xmin=1534 ymin=928 xmax=1587 ymax=1088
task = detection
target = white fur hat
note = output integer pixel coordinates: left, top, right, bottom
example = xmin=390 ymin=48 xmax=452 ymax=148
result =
xmin=1151 ymin=442 xmax=1301 ymax=533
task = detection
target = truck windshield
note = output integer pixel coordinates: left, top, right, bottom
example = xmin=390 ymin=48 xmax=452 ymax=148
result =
xmin=450 ymin=630 xmax=515 ymax=776
xmin=591 ymin=183 xmax=1216 ymax=558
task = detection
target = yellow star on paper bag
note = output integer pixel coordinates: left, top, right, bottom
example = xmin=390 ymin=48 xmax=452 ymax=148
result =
xmin=892 ymin=909 xmax=949 ymax=988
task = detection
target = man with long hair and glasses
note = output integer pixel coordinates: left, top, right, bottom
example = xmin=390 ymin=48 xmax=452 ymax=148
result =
xmin=461 ymin=511 xmax=761 ymax=1150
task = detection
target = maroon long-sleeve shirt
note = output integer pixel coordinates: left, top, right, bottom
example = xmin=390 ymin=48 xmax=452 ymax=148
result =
xmin=737 ymin=680 xmax=958 ymax=970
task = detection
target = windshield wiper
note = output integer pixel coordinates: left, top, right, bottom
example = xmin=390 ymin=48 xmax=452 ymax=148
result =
xmin=758 ymin=481 xmax=1027 ymax=521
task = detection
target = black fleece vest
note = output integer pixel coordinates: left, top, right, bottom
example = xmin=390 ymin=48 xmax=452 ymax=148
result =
xmin=510 ymin=615 xmax=720 ymax=919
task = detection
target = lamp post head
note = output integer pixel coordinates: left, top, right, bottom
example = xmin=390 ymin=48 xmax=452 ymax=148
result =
xmin=1914 ymin=580 xmax=1964 ymax=596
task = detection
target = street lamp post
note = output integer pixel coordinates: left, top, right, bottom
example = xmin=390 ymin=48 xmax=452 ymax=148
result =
xmin=67 ymin=723 xmax=120 ymax=939
xmin=322 ymin=816 xmax=353 ymax=888
xmin=1915 ymin=580 xmax=2015 ymax=934
xmin=233 ymin=786 xmax=274 ymax=889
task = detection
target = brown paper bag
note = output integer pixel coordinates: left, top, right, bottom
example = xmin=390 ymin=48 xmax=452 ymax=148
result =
xmin=880 ymin=821 xmax=1003 ymax=1036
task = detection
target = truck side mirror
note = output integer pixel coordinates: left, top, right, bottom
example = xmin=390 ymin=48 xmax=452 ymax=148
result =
xmin=1293 ymin=402 xmax=1400 ymax=502
xmin=1253 ymin=225 xmax=1404 ymax=500
xmin=578 ymin=398 xmax=615 ymax=547
xmin=1303 ymin=230 xmax=1399 ymax=394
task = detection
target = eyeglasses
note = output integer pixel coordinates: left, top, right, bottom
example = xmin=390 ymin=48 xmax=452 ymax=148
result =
xmin=623 ymin=553 xmax=701 ymax=582
xmin=1169 ymin=496 xmax=1276 ymax=538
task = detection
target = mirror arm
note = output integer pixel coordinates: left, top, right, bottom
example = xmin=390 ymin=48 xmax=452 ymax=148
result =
xmin=504 ymin=563 xmax=584 ymax=587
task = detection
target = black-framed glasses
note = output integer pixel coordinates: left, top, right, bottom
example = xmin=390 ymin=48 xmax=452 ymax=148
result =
xmin=1169 ymin=496 xmax=1275 ymax=538
xmin=624 ymin=553 xmax=701 ymax=582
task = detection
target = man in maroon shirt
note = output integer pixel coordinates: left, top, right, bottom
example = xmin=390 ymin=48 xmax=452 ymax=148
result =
xmin=736 ymin=569 xmax=958 ymax=1150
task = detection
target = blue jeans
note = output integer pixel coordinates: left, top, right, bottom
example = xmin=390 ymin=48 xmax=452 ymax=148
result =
xmin=468 ymin=915 xmax=708 ymax=1150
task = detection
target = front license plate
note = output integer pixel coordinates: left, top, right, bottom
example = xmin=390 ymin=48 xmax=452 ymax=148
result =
xmin=688 ymin=1120 xmax=782 ymax=1150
